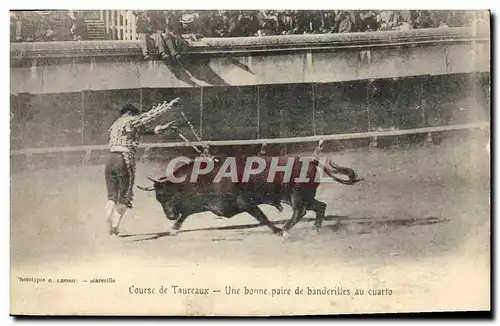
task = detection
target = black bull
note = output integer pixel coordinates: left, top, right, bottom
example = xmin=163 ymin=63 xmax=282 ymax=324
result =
xmin=137 ymin=156 xmax=362 ymax=238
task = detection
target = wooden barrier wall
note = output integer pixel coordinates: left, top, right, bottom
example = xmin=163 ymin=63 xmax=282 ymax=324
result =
xmin=10 ymin=72 xmax=490 ymax=157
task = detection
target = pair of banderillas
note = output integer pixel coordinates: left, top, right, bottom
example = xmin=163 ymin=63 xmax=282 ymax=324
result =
xmin=172 ymin=127 xmax=215 ymax=159
xmin=167 ymin=110 xmax=220 ymax=162
xmin=168 ymin=106 xmax=326 ymax=163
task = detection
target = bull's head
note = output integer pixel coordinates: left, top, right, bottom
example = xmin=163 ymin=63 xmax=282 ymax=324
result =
xmin=137 ymin=176 xmax=179 ymax=220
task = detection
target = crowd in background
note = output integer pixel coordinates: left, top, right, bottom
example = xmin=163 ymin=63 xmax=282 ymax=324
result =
xmin=176 ymin=10 xmax=478 ymax=36
xmin=11 ymin=10 xmax=482 ymax=43
xmin=10 ymin=10 xmax=88 ymax=42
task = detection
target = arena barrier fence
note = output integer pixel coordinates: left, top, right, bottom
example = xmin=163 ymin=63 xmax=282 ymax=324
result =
xmin=10 ymin=121 xmax=490 ymax=163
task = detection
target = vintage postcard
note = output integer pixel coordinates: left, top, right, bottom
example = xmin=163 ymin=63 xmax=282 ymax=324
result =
xmin=10 ymin=9 xmax=491 ymax=316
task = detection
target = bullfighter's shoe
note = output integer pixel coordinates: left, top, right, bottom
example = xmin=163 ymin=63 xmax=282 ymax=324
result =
xmin=108 ymin=203 xmax=128 ymax=236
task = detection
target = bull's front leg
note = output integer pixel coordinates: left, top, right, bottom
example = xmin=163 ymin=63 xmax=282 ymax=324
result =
xmin=170 ymin=214 xmax=189 ymax=236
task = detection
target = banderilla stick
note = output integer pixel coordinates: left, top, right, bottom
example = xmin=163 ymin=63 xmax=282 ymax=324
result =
xmin=177 ymin=132 xmax=203 ymax=154
xmin=173 ymin=128 xmax=219 ymax=162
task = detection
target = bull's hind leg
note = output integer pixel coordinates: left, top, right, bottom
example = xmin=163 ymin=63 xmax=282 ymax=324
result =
xmin=281 ymin=191 xmax=307 ymax=239
xmin=247 ymin=206 xmax=283 ymax=235
xmin=281 ymin=208 xmax=307 ymax=240
xmin=308 ymin=199 xmax=327 ymax=233
xmin=270 ymin=201 xmax=284 ymax=213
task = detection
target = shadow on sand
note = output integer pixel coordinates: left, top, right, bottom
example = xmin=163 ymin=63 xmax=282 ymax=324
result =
xmin=118 ymin=215 xmax=450 ymax=242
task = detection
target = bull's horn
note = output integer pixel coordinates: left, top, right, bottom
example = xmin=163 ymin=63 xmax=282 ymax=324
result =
xmin=137 ymin=185 xmax=155 ymax=191
xmin=147 ymin=175 xmax=170 ymax=183
xmin=147 ymin=176 xmax=159 ymax=183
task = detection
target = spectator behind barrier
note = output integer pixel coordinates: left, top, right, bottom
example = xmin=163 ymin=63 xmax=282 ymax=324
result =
xmin=163 ymin=13 xmax=205 ymax=64
xmin=10 ymin=10 xmax=486 ymax=43
xmin=135 ymin=10 xmax=169 ymax=60
xmin=70 ymin=11 xmax=88 ymax=40
xmin=135 ymin=10 xmax=204 ymax=62
xmin=135 ymin=11 xmax=153 ymax=59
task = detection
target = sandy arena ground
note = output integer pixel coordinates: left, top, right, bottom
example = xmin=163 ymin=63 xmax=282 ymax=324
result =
xmin=10 ymin=134 xmax=491 ymax=315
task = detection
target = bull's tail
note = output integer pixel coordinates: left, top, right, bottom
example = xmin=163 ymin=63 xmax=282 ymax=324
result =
xmin=323 ymin=159 xmax=363 ymax=185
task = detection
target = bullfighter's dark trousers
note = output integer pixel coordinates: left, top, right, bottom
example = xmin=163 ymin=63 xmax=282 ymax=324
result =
xmin=105 ymin=152 xmax=135 ymax=208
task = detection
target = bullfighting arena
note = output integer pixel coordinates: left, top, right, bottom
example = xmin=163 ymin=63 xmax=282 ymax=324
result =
xmin=10 ymin=134 xmax=490 ymax=315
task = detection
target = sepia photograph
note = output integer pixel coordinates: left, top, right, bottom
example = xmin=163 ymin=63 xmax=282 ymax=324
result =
xmin=9 ymin=7 xmax=491 ymax=316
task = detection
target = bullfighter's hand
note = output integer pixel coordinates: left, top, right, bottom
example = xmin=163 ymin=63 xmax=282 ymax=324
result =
xmin=154 ymin=121 xmax=178 ymax=134
xmin=168 ymin=98 xmax=181 ymax=107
